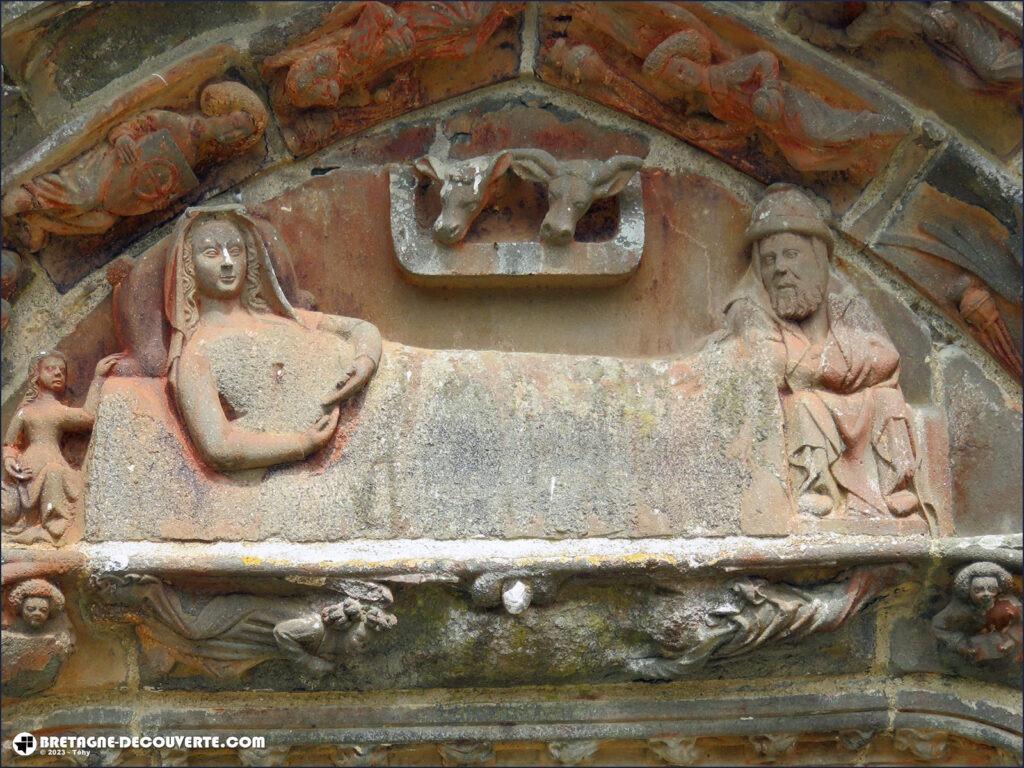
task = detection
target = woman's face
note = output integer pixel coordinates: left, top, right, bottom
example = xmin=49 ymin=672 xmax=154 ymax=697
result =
xmin=37 ymin=355 xmax=67 ymax=394
xmin=190 ymin=219 xmax=248 ymax=302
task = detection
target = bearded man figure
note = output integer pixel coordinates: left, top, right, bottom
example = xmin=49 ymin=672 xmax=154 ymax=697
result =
xmin=725 ymin=184 xmax=919 ymax=521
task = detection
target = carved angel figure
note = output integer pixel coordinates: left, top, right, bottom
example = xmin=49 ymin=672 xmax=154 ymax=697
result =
xmin=1 ymin=82 xmax=267 ymax=252
xmin=162 ymin=205 xmax=381 ymax=472
xmin=2 ymin=350 xmax=120 ymax=544
xmin=262 ymin=2 xmax=519 ymax=111
xmin=91 ymin=574 xmax=397 ymax=680
xmin=931 ymin=562 xmax=1022 ymax=664
xmin=641 ymin=30 xmax=900 ymax=174
xmin=630 ymin=565 xmax=908 ymax=679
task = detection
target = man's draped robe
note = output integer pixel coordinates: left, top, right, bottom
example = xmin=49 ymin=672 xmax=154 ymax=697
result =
xmin=724 ymin=266 xmax=917 ymax=517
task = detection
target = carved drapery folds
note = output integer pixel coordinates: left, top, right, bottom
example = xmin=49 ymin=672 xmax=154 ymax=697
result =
xmin=260 ymin=2 xmax=524 ymax=155
xmin=2 ymin=350 xmax=119 ymax=545
xmin=1 ymin=81 xmax=267 ymax=256
xmin=537 ymin=2 xmax=907 ymax=186
xmin=779 ymin=2 xmax=1022 ymax=100
xmin=90 ymin=574 xmax=396 ymax=682
xmin=156 ymin=205 xmax=381 ymax=473
xmin=724 ymin=185 xmax=946 ymax=533
xmin=630 ymin=564 xmax=909 ymax=680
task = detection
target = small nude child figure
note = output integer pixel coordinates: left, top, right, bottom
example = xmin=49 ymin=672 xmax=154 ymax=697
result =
xmin=2 ymin=350 xmax=121 ymax=544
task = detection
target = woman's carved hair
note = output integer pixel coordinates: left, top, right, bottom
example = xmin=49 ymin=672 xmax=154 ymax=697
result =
xmin=176 ymin=215 xmax=270 ymax=338
xmin=953 ymin=562 xmax=1015 ymax=601
xmin=23 ymin=350 xmax=67 ymax=404
xmin=8 ymin=578 xmax=65 ymax=615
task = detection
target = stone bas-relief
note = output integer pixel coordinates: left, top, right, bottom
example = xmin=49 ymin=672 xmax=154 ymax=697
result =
xmin=932 ymin=562 xmax=1022 ymax=664
xmin=162 ymin=205 xmax=381 ymax=472
xmin=539 ymin=2 xmax=906 ymax=184
xmin=725 ymin=185 xmax=931 ymax=531
xmin=259 ymin=1 xmax=523 ymax=155
xmin=1 ymin=1 xmax=1022 ymax=763
xmin=91 ymin=574 xmax=396 ymax=681
xmin=1 ymin=577 xmax=74 ymax=698
xmin=779 ymin=2 xmax=1022 ymax=98
xmin=2 ymin=350 xmax=120 ymax=545
xmin=413 ymin=149 xmax=642 ymax=246
xmin=1 ymin=82 xmax=267 ymax=254
xmin=630 ymin=564 xmax=908 ymax=680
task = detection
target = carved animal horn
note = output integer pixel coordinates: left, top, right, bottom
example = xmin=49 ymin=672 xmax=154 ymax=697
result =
xmin=509 ymin=148 xmax=560 ymax=184
xmin=413 ymin=155 xmax=446 ymax=182
xmin=590 ymin=155 xmax=643 ymax=198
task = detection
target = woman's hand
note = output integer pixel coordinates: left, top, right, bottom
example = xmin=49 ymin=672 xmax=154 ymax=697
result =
xmin=95 ymin=353 xmax=125 ymax=378
xmin=301 ymin=408 xmax=340 ymax=454
xmin=321 ymin=355 xmax=376 ymax=409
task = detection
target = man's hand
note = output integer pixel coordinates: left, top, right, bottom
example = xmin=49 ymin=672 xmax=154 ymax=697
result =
xmin=321 ymin=355 xmax=376 ymax=408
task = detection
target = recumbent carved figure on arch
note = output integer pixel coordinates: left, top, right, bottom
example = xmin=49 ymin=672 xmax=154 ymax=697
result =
xmin=1 ymin=82 xmax=268 ymax=253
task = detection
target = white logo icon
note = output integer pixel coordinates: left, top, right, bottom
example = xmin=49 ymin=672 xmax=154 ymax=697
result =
xmin=12 ymin=732 xmax=37 ymax=756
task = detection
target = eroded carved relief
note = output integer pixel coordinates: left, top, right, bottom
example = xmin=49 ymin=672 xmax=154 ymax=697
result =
xmin=548 ymin=740 xmax=600 ymax=765
xmin=414 ymin=151 xmax=514 ymax=244
xmin=893 ymin=728 xmax=950 ymax=762
xmin=1 ymin=82 xmax=267 ymax=253
xmin=931 ymin=561 xmax=1022 ymax=664
xmin=161 ymin=205 xmax=381 ymax=472
xmin=1 ymin=576 xmax=74 ymax=697
xmin=1 ymin=248 xmax=21 ymax=332
xmin=648 ymin=737 xmax=700 ymax=766
xmin=749 ymin=733 xmax=798 ymax=760
xmin=3 ymin=350 xmax=120 ymax=544
xmin=438 ymin=741 xmax=495 ymax=766
xmin=875 ymin=182 xmax=1022 ymax=380
xmin=468 ymin=572 xmax=565 ymax=615
xmin=780 ymin=2 xmax=1023 ymax=98
xmin=91 ymin=574 xmax=396 ymax=681
xmin=260 ymin=2 xmax=522 ymax=154
xmin=508 ymin=150 xmax=642 ymax=245
xmin=726 ymin=185 xmax=930 ymax=529
xmin=630 ymin=565 xmax=909 ymax=679
xmin=539 ymin=3 xmax=905 ymax=179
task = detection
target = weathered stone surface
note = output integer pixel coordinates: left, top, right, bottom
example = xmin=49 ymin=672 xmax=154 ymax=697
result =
xmin=85 ymin=337 xmax=787 ymax=541
xmin=939 ymin=347 xmax=1022 ymax=535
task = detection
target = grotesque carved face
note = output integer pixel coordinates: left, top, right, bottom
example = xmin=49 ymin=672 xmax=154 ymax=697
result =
xmin=757 ymin=232 xmax=829 ymax=321
xmin=190 ymin=219 xmax=247 ymax=301
xmin=969 ymin=575 xmax=1000 ymax=611
xmin=22 ymin=596 xmax=50 ymax=630
xmin=37 ymin=354 xmax=67 ymax=394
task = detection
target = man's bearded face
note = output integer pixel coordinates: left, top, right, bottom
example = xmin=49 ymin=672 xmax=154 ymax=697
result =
xmin=757 ymin=232 xmax=829 ymax=321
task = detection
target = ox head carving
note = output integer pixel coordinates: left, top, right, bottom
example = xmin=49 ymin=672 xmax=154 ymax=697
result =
xmin=413 ymin=152 xmax=514 ymax=245
xmin=511 ymin=149 xmax=642 ymax=245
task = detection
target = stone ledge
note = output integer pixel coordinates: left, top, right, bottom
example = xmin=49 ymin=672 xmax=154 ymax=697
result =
xmin=4 ymin=535 xmax=1020 ymax=576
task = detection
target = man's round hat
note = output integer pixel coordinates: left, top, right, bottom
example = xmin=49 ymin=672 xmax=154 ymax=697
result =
xmin=744 ymin=183 xmax=834 ymax=255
